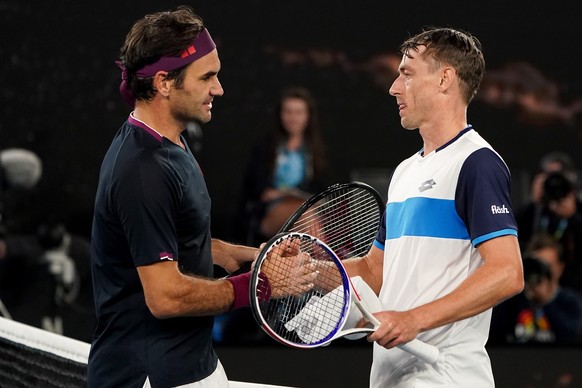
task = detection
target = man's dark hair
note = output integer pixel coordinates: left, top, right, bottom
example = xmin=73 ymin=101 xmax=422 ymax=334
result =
xmin=400 ymin=27 xmax=485 ymax=104
xmin=119 ymin=6 xmax=205 ymax=102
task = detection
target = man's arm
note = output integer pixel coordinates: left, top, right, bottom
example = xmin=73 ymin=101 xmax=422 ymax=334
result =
xmin=211 ymin=239 xmax=258 ymax=274
xmin=343 ymin=244 xmax=384 ymax=294
xmin=368 ymin=235 xmax=524 ymax=348
xmin=136 ymin=239 xmax=259 ymax=319
xmin=137 ymin=244 xmax=317 ymax=319
xmin=137 ymin=261 xmax=235 ymax=319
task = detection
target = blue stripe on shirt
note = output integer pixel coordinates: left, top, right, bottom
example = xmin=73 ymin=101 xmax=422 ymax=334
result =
xmin=386 ymin=197 xmax=469 ymax=240
xmin=472 ymin=228 xmax=517 ymax=246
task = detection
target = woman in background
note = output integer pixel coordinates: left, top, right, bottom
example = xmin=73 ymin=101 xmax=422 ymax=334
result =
xmin=238 ymin=86 xmax=327 ymax=246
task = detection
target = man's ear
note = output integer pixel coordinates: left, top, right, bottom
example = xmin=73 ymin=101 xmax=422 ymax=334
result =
xmin=153 ymin=71 xmax=171 ymax=97
xmin=439 ymin=66 xmax=456 ymax=91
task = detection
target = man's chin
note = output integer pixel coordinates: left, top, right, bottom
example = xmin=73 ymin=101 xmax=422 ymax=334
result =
xmin=401 ymin=121 xmax=417 ymax=131
xmin=187 ymin=115 xmax=210 ymax=126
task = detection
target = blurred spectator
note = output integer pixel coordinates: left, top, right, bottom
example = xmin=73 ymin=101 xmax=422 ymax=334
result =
xmin=516 ymin=152 xmax=582 ymax=294
xmin=236 ymin=86 xmax=328 ymax=245
xmin=224 ymin=87 xmax=329 ymax=345
xmin=490 ymin=233 xmax=582 ymax=345
xmin=0 ymin=148 xmax=94 ymax=341
xmin=0 ymin=222 xmax=94 ymax=342
xmin=530 ymin=151 xmax=578 ymax=205
xmin=0 ymin=147 xmax=44 ymax=320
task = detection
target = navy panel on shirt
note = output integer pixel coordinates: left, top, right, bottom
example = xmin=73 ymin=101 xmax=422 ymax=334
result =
xmin=455 ymin=148 xmax=518 ymax=246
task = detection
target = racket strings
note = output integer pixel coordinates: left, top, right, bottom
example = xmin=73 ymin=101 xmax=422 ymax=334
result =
xmin=289 ymin=188 xmax=382 ymax=258
xmin=294 ymin=199 xmax=378 ymax=234
xmin=258 ymin=235 xmax=348 ymax=345
xmin=259 ymin=242 xmax=311 ymax=342
xmin=317 ymin=205 xmax=380 ymax=251
xmin=290 ymin=188 xmax=374 ymax=228
xmin=290 ymin=189 xmax=379 ymax=233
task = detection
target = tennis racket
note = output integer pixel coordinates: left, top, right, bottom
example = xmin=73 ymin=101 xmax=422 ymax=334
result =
xmin=250 ymin=232 xmax=440 ymax=365
xmin=280 ymin=181 xmax=384 ymax=258
xmin=230 ymin=181 xmax=384 ymax=276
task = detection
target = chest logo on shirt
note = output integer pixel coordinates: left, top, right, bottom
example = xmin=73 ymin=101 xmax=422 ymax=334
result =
xmin=491 ymin=204 xmax=510 ymax=214
xmin=418 ymin=179 xmax=436 ymax=192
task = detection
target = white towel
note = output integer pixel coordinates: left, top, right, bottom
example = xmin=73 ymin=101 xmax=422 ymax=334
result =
xmin=284 ymin=276 xmax=381 ymax=343
xmin=284 ymin=287 xmax=344 ymax=344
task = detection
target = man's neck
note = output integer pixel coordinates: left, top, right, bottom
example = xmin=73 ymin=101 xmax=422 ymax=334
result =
xmin=420 ymin=124 xmax=468 ymax=155
xmin=419 ymin=102 xmax=468 ymax=155
xmin=132 ymin=105 xmax=184 ymax=146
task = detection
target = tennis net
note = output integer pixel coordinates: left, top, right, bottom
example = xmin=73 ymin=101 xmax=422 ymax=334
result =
xmin=0 ymin=317 xmax=294 ymax=388
xmin=0 ymin=316 xmax=89 ymax=388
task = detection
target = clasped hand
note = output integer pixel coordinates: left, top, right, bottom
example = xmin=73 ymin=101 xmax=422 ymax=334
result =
xmin=260 ymin=238 xmax=318 ymax=298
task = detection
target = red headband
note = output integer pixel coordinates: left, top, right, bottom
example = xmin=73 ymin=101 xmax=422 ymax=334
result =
xmin=116 ymin=28 xmax=216 ymax=106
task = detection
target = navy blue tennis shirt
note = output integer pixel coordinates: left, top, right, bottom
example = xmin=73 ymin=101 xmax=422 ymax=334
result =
xmin=88 ymin=115 xmax=218 ymax=387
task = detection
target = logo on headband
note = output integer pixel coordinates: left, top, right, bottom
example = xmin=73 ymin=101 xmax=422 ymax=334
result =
xmin=117 ymin=28 xmax=216 ymax=106
xmin=181 ymin=45 xmax=197 ymax=59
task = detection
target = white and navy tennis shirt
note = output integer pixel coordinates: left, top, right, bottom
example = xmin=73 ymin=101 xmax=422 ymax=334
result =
xmin=371 ymin=126 xmax=517 ymax=387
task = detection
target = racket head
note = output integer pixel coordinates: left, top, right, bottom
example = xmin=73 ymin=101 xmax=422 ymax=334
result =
xmin=228 ymin=181 xmax=384 ymax=277
xmin=250 ymin=232 xmax=352 ymax=348
xmin=280 ymin=181 xmax=385 ymax=259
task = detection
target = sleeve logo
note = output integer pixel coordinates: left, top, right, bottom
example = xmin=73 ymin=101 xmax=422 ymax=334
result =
xmin=159 ymin=252 xmax=175 ymax=261
xmin=491 ymin=204 xmax=509 ymax=214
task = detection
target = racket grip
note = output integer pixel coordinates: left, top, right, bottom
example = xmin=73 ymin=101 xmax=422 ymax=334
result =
xmin=356 ymin=301 xmax=439 ymax=364
xmin=398 ymin=339 xmax=439 ymax=365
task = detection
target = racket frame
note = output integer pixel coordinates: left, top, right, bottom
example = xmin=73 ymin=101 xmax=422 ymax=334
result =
xmin=279 ymin=181 xmax=385 ymax=233
xmin=229 ymin=180 xmax=385 ymax=277
xmin=250 ymin=232 xmax=353 ymax=348
xmin=250 ymin=232 xmax=440 ymax=364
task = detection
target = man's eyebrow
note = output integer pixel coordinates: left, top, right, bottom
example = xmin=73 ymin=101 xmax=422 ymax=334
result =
xmin=200 ymin=70 xmax=219 ymax=78
xmin=399 ymin=63 xmax=412 ymax=73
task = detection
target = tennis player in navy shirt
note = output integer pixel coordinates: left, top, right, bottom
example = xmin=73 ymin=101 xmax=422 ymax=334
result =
xmin=87 ymin=6 xmax=315 ymax=387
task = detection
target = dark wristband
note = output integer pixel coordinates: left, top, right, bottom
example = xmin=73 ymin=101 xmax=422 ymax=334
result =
xmin=226 ymin=271 xmax=271 ymax=310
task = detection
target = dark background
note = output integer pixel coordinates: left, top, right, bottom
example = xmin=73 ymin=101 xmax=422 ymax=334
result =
xmin=2 ymin=2 xmax=582 ymax=386
xmin=2 ymin=0 xmax=582 ymax=243
xmin=214 ymin=345 xmax=582 ymax=387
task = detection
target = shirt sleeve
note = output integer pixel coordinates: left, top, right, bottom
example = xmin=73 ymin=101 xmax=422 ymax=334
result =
xmin=455 ymin=148 xmax=518 ymax=247
xmin=114 ymin=150 xmax=181 ymax=266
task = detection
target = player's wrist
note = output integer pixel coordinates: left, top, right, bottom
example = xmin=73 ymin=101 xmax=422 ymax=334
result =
xmin=226 ymin=271 xmax=271 ymax=310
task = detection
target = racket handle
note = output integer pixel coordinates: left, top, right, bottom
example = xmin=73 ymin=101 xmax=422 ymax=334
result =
xmin=398 ymin=339 xmax=439 ymax=365
xmin=354 ymin=299 xmax=440 ymax=364
xmin=359 ymin=306 xmax=439 ymax=364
